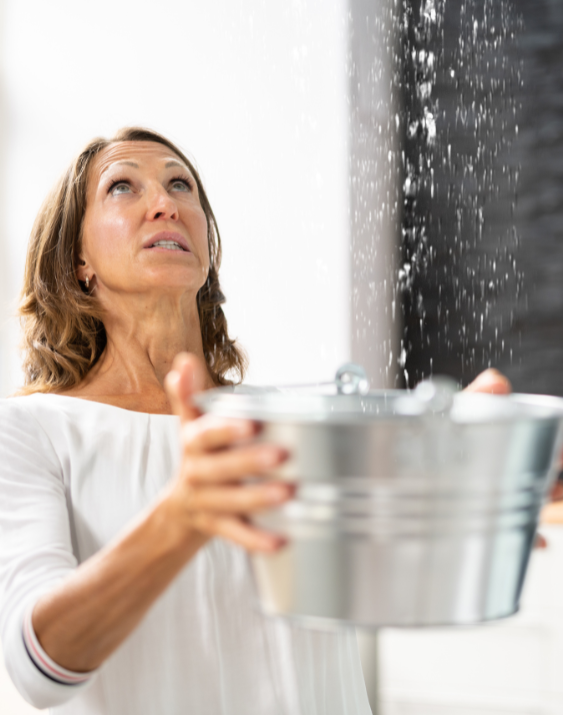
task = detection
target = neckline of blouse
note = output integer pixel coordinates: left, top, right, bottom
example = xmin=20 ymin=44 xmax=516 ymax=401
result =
xmin=27 ymin=392 xmax=180 ymax=418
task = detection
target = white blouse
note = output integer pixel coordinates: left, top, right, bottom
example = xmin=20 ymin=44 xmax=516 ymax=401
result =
xmin=0 ymin=393 xmax=370 ymax=714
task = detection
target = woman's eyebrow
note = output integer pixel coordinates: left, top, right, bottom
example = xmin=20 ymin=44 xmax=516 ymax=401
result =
xmin=109 ymin=161 xmax=139 ymax=170
xmin=165 ymin=160 xmax=188 ymax=170
xmin=99 ymin=160 xmax=139 ymax=179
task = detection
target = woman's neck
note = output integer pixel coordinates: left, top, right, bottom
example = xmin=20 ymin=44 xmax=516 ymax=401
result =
xmin=59 ymin=293 xmax=216 ymax=413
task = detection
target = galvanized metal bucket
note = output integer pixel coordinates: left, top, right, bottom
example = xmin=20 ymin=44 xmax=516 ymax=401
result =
xmin=194 ymin=368 xmax=563 ymax=628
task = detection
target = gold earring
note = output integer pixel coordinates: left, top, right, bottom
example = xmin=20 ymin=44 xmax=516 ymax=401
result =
xmin=85 ymin=276 xmax=90 ymax=289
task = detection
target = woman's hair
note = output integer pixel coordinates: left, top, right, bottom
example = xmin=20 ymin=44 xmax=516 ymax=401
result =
xmin=18 ymin=126 xmax=246 ymax=393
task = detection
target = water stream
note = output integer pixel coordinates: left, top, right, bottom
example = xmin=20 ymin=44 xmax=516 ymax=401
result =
xmin=399 ymin=0 xmax=523 ymax=388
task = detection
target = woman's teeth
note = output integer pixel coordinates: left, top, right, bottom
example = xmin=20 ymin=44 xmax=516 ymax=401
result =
xmin=151 ymin=240 xmax=185 ymax=250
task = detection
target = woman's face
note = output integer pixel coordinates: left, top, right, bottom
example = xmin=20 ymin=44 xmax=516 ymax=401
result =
xmin=80 ymin=141 xmax=210 ymax=301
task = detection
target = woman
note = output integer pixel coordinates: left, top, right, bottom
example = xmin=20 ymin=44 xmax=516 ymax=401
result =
xmin=0 ymin=127 xmax=509 ymax=714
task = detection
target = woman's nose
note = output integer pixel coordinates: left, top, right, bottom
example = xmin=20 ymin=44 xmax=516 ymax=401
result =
xmin=146 ymin=186 xmax=179 ymax=222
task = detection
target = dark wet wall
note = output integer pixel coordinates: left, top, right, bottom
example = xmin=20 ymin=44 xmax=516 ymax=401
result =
xmin=401 ymin=0 xmax=563 ymax=394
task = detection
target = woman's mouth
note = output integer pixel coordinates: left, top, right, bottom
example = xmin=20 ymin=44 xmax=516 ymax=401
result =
xmin=144 ymin=232 xmax=191 ymax=252
xmin=150 ymin=240 xmax=186 ymax=251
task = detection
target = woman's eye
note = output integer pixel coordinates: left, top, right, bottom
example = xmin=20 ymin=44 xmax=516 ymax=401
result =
xmin=170 ymin=179 xmax=191 ymax=192
xmin=110 ymin=182 xmax=132 ymax=196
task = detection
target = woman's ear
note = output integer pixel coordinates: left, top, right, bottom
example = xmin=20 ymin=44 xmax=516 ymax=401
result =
xmin=76 ymin=258 xmax=89 ymax=283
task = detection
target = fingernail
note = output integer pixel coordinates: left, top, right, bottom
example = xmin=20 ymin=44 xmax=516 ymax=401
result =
xmin=187 ymin=367 xmax=198 ymax=394
xmin=260 ymin=448 xmax=282 ymax=468
xmin=235 ymin=421 xmax=253 ymax=437
xmin=266 ymin=485 xmax=290 ymax=503
xmin=167 ymin=370 xmax=180 ymax=388
xmin=264 ymin=536 xmax=288 ymax=552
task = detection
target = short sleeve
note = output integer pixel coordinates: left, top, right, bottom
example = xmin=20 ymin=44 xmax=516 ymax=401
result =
xmin=0 ymin=398 xmax=97 ymax=708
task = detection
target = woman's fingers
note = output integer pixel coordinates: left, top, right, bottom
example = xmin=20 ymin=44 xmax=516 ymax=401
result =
xmin=198 ymin=515 xmax=286 ymax=552
xmin=185 ymin=482 xmax=293 ymax=515
xmin=182 ymin=444 xmax=287 ymax=485
xmin=551 ymin=480 xmax=563 ymax=502
xmin=165 ymin=353 xmax=207 ymax=422
xmin=165 ymin=356 xmax=292 ymax=552
xmin=464 ymin=368 xmax=512 ymax=394
xmin=541 ymin=500 xmax=563 ymax=525
xmin=181 ymin=415 xmax=257 ymax=455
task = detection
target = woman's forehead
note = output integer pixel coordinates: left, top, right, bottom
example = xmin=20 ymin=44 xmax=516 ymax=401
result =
xmin=92 ymin=141 xmax=189 ymax=182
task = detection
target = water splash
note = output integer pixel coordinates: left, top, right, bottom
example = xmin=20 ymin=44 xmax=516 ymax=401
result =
xmin=399 ymin=0 xmax=524 ymax=386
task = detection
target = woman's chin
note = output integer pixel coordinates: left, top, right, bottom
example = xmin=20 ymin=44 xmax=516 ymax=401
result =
xmin=138 ymin=264 xmax=206 ymax=291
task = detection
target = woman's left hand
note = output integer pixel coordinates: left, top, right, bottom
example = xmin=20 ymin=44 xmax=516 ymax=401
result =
xmin=164 ymin=353 xmax=292 ymax=553
xmin=463 ymin=368 xmax=512 ymax=395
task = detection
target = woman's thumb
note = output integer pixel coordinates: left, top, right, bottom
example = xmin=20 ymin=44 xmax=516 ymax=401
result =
xmin=165 ymin=353 xmax=207 ymax=421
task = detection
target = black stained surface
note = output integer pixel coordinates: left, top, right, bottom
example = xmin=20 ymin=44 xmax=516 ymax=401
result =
xmin=401 ymin=0 xmax=563 ymax=394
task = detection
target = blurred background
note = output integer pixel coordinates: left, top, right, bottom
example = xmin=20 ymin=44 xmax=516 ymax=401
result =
xmin=1 ymin=0 xmax=563 ymax=713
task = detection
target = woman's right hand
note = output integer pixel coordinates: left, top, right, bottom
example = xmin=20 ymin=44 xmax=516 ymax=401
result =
xmin=164 ymin=353 xmax=292 ymax=553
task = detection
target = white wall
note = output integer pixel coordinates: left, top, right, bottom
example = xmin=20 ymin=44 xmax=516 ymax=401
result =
xmin=0 ymin=0 xmax=350 ymax=394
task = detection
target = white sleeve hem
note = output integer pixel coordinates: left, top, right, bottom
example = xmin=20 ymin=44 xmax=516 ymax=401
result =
xmin=23 ymin=605 xmax=96 ymax=686
xmin=3 ymin=601 xmax=97 ymax=709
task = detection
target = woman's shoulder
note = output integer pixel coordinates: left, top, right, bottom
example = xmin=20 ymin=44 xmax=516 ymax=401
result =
xmin=0 ymin=392 xmax=76 ymax=420
xmin=0 ymin=393 xmax=105 ymax=442
xmin=0 ymin=395 xmax=66 ymax=469
xmin=0 ymin=393 xmax=44 ymax=420
xmin=0 ymin=393 xmax=76 ymax=435
xmin=2 ymin=392 xmax=130 ymax=417
xmin=0 ymin=393 xmax=177 ymax=461
xmin=0 ymin=393 xmax=129 ymax=468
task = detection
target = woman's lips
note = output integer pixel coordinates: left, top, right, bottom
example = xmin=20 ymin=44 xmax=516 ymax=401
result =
xmin=143 ymin=231 xmax=191 ymax=252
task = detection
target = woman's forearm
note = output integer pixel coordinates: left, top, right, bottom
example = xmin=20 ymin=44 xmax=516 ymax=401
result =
xmin=32 ymin=492 xmax=205 ymax=673
xmin=31 ymin=356 xmax=290 ymax=675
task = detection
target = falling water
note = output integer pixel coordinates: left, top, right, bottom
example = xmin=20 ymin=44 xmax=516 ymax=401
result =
xmin=349 ymin=0 xmax=403 ymax=389
xmin=399 ymin=0 xmax=523 ymax=387
xmin=349 ymin=0 xmax=563 ymax=394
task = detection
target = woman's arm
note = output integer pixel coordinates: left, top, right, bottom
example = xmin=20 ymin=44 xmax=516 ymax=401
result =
xmin=32 ymin=354 xmax=291 ymax=673
xmin=29 ymin=363 xmax=513 ymax=673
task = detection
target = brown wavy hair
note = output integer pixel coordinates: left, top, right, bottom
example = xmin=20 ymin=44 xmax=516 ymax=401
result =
xmin=18 ymin=127 xmax=246 ymax=393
